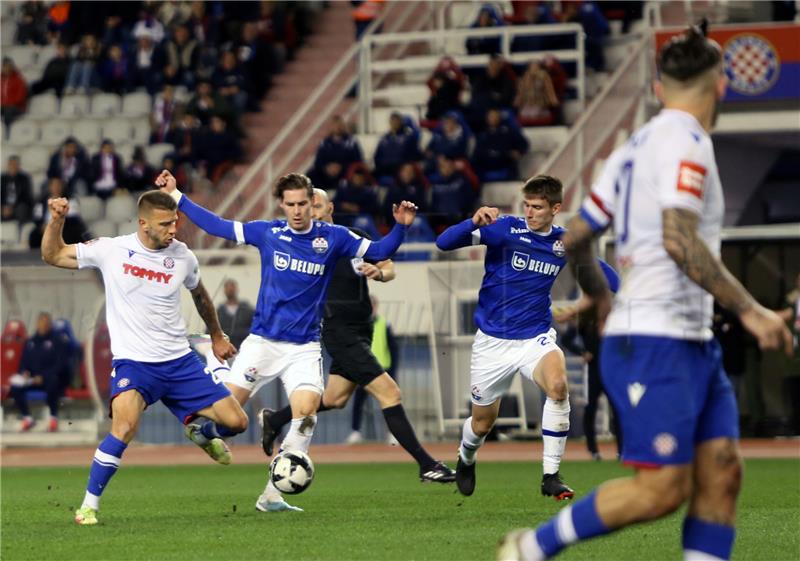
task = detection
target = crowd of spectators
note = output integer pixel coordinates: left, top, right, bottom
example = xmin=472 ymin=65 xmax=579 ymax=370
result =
xmin=1 ymin=1 xmax=318 ymax=248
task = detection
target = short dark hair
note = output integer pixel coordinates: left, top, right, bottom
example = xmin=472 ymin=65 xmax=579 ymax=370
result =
xmin=522 ymin=175 xmax=563 ymax=206
xmin=658 ymin=20 xmax=721 ymax=82
xmin=138 ymin=190 xmax=177 ymax=215
xmin=273 ymin=173 xmax=313 ymax=200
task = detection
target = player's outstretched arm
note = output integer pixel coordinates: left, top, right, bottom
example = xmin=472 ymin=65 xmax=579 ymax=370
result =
xmin=362 ymin=201 xmax=417 ymax=261
xmin=662 ymin=208 xmax=793 ymax=355
xmin=190 ymin=280 xmax=237 ymax=362
xmin=435 ymin=206 xmax=499 ymax=251
xmin=360 ymin=260 xmax=396 ymax=282
xmin=41 ymin=197 xmax=79 ymax=269
xmin=562 ymin=214 xmax=612 ymax=325
xmin=155 ymin=170 xmax=238 ymax=242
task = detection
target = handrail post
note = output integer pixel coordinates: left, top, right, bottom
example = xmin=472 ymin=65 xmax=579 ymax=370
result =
xmin=577 ymin=29 xmax=585 ymax=110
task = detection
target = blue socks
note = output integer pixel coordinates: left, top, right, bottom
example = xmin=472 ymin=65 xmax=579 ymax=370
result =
xmin=535 ymin=491 xmax=610 ymax=557
xmin=683 ymin=517 xmax=735 ymax=560
xmin=83 ymin=434 xmax=128 ymax=509
xmin=200 ymin=419 xmax=240 ymax=439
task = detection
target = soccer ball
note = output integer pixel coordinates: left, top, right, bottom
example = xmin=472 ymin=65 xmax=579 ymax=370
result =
xmin=495 ymin=529 xmax=531 ymax=561
xmin=269 ymin=450 xmax=315 ymax=495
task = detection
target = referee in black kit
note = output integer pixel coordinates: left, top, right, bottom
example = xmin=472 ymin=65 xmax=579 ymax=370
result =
xmin=260 ymin=189 xmax=455 ymax=483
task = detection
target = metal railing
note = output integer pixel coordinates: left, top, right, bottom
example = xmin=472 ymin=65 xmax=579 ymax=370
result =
xmin=201 ymin=0 xmax=431 ymax=250
xmin=533 ymin=34 xmax=651 ymax=211
xmin=358 ymin=23 xmax=586 ymax=133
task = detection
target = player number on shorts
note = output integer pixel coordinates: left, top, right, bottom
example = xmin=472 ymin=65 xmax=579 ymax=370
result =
xmin=537 ymin=335 xmax=549 ymax=346
xmin=615 ymin=160 xmax=634 ymax=244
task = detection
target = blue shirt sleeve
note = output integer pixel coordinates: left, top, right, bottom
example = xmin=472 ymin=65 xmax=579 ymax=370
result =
xmin=178 ymin=195 xmax=237 ymax=242
xmin=241 ymin=221 xmax=272 ymax=246
xmin=598 ymin=259 xmax=620 ymax=293
xmin=362 ymin=223 xmax=408 ymax=261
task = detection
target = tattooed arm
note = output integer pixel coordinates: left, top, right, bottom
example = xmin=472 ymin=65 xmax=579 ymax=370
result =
xmin=562 ymin=215 xmax=612 ymax=325
xmin=662 ymin=207 xmax=792 ymax=354
xmin=190 ymin=280 xmax=237 ymax=362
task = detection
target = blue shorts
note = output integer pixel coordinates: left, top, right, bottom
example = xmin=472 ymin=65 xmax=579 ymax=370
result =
xmin=601 ymin=336 xmax=738 ymax=467
xmin=110 ymin=352 xmax=231 ymax=424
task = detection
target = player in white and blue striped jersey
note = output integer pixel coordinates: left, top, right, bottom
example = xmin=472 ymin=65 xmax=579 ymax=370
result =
xmin=157 ymin=170 xmax=417 ymax=512
xmin=436 ymin=175 xmax=618 ymax=501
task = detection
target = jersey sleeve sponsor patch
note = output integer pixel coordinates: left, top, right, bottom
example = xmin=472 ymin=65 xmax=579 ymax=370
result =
xmin=676 ymin=161 xmax=707 ymax=199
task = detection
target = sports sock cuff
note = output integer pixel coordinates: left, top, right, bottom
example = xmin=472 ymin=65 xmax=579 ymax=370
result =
xmin=381 ymin=403 xmax=403 ymax=418
xmin=98 ymin=434 xmax=127 ymax=458
xmin=683 ymin=517 xmax=735 ymax=560
xmin=200 ymin=420 xmax=221 ymax=440
xmin=571 ymin=491 xmax=609 ymax=540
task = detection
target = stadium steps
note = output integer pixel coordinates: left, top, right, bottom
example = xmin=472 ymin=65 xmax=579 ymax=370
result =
xmin=0 ymin=418 xmax=101 ymax=448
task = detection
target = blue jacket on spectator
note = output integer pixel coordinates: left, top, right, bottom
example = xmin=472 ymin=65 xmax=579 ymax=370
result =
xmin=374 ymin=114 xmax=421 ymax=181
xmin=428 ymin=160 xmax=475 ymax=222
xmin=426 ymin=111 xmax=471 ymax=163
xmin=466 ymin=4 xmax=505 ymax=55
xmin=313 ymin=133 xmax=363 ymax=174
xmin=18 ymin=328 xmax=70 ymax=388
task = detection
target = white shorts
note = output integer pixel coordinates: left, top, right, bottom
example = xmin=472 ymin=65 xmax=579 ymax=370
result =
xmin=469 ymin=328 xmax=561 ymax=406
xmin=225 ymin=334 xmax=324 ymax=397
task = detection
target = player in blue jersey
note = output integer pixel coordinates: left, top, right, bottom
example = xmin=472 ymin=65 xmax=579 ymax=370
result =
xmin=156 ymin=170 xmax=417 ymax=512
xmin=497 ymin=23 xmax=793 ymax=561
xmin=436 ymin=175 xmax=618 ymax=500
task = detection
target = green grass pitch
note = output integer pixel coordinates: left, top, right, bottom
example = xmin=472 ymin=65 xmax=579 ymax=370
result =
xmin=2 ymin=459 xmax=798 ymax=561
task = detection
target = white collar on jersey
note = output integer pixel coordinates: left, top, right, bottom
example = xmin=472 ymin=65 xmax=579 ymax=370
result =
xmin=287 ymin=222 xmax=313 ymax=235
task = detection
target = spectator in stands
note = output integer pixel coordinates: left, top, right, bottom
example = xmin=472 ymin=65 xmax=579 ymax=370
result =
xmin=472 ymin=108 xmax=529 ymax=182
xmin=16 ymin=1 xmax=49 ymax=45
xmin=425 ymin=111 xmax=471 ymax=166
xmin=425 ymin=58 xmax=466 ymax=123
xmin=510 ymin=1 xmax=561 ymax=52
xmin=194 ymin=115 xmax=241 ymax=183
xmin=351 ymin=0 xmax=384 ymax=39
xmin=213 ymin=50 xmax=248 ymax=115
xmin=333 ymin=163 xmax=380 ymax=225
xmin=127 ymin=28 xmax=166 ymax=95
xmin=64 ymin=34 xmax=101 ymax=94
xmin=9 ymin=312 xmax=71 ymax=432
xmin=373 ymin=112 xmax=422 ymax=183
xmin=124 ymin=146 xmax=156 ymax=193
xmin=166 ymin=112 xmax=200 ymax=166
xmin=427 ymin=154 xmax=475 ymax=230
xmin=466 ymin=4 xmax=505 ymax=55
xmin=1 ymin=155 xmax=34 ymax=224
xmin=165 ymin=23 xmax=199 ymax=89
xmin=46 ymin=1 xmax=71 ymax=43
xmin=132 ymin=5 xmax=166 ymax=44
xmin=161 ymin=153 xmax=189 ymax=193
xmin=467 ymin=54 xmax=517 ymax=131
xmin=216 ymin=279 xmax=255 ymax=351
xmin=382 ymin=162 xmax=428 ymax=225
xmin=47 ymin=137 xmax=89 ymax=196
xmin=150 ymin=85 xmax=179 ymax=144
xmin=29 ymin=177 xmax=89 ymax=248
xmin=561 ymin=0 xmax=609 ymax=72
xmin=309 ymin=161 xmax=346 ymax=192
xmin=186 ymin=79 xmax=233 ymax=129
xmin=311 ymin=115 xmax=363 ymax=181
xmin=30 ymin=43 xmax=71 ymax=97
xmin=186 ymin=0 xmax=219 ymax=47
xmin=90 ymin=140 xmax=124 ymax=200
xmin=236 ymin=21 xmax=273 ymax=102
xmin=514 ymin=60 xmax=559 ymax=126
xmin=98 ymin=44 xmax=129 ymax=95
xmin=1 ymin=58 xmax=28 ymax=128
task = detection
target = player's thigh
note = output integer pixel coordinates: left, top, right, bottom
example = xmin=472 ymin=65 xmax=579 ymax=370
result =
xmin=364 ymin=372 xmax=401 ymax=408
xmin=226 ymin=334 xmax=284 ymax=398
xmin=196 ymin=394 xmax=249 ymax=432
xmin=519 ymin=329 xmax=564 ymax=391
xmin=324 ymin=323 xmax=384 ymax=389
xmin=280 ymin=340 xmax=325 ymax=401
xmin=469 ymin=330 xmax=519 ymax=407
xmin=289 ymin=389 xmax=322 ymax=418
xmin=600 ymin=336 xmax=700 ymax=467
xmin=160 ymin=353 xmax=234 ymax=425
xmin=323 ymin=374 xmax=358 ymax=408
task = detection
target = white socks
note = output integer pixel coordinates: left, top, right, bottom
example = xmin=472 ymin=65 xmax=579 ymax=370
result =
xmin=542 ymin=397 xmax=570 ymax=475
xmin=263 ymin=415 xmax=316 ymax=498
xmin=458 ymin=416 xmax=486 ymax=465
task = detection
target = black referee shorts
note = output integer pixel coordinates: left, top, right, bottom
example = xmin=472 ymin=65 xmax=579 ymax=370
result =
xmin=322 ymin=322 xmax=385 ymax=386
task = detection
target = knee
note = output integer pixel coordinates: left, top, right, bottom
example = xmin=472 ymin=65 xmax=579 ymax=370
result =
xmin=472 ymin=416 xmax=494 ymax=437
xmin=111 ymin=419 xmax=138 ymax=444
xmin=378 ymin=386 xmax=402 ymax=408
xmin=326 ymin=395 xmax=349 ymax=410
xmin=229 ymin=410 xmax=249 ymax=434
xmin=547 ymin=378 xmax=569 ymax=401
xmin=639 ymin=473 xmax=692 ymax=519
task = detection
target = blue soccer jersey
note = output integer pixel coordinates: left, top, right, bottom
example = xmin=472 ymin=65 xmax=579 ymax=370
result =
xmin=238 ymin=219 xmax=367 ymax=343
xmin=175 ymin=194 xmax=408 ymax=344
xmin=437 ymin=216 xmax=567 ymax=340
